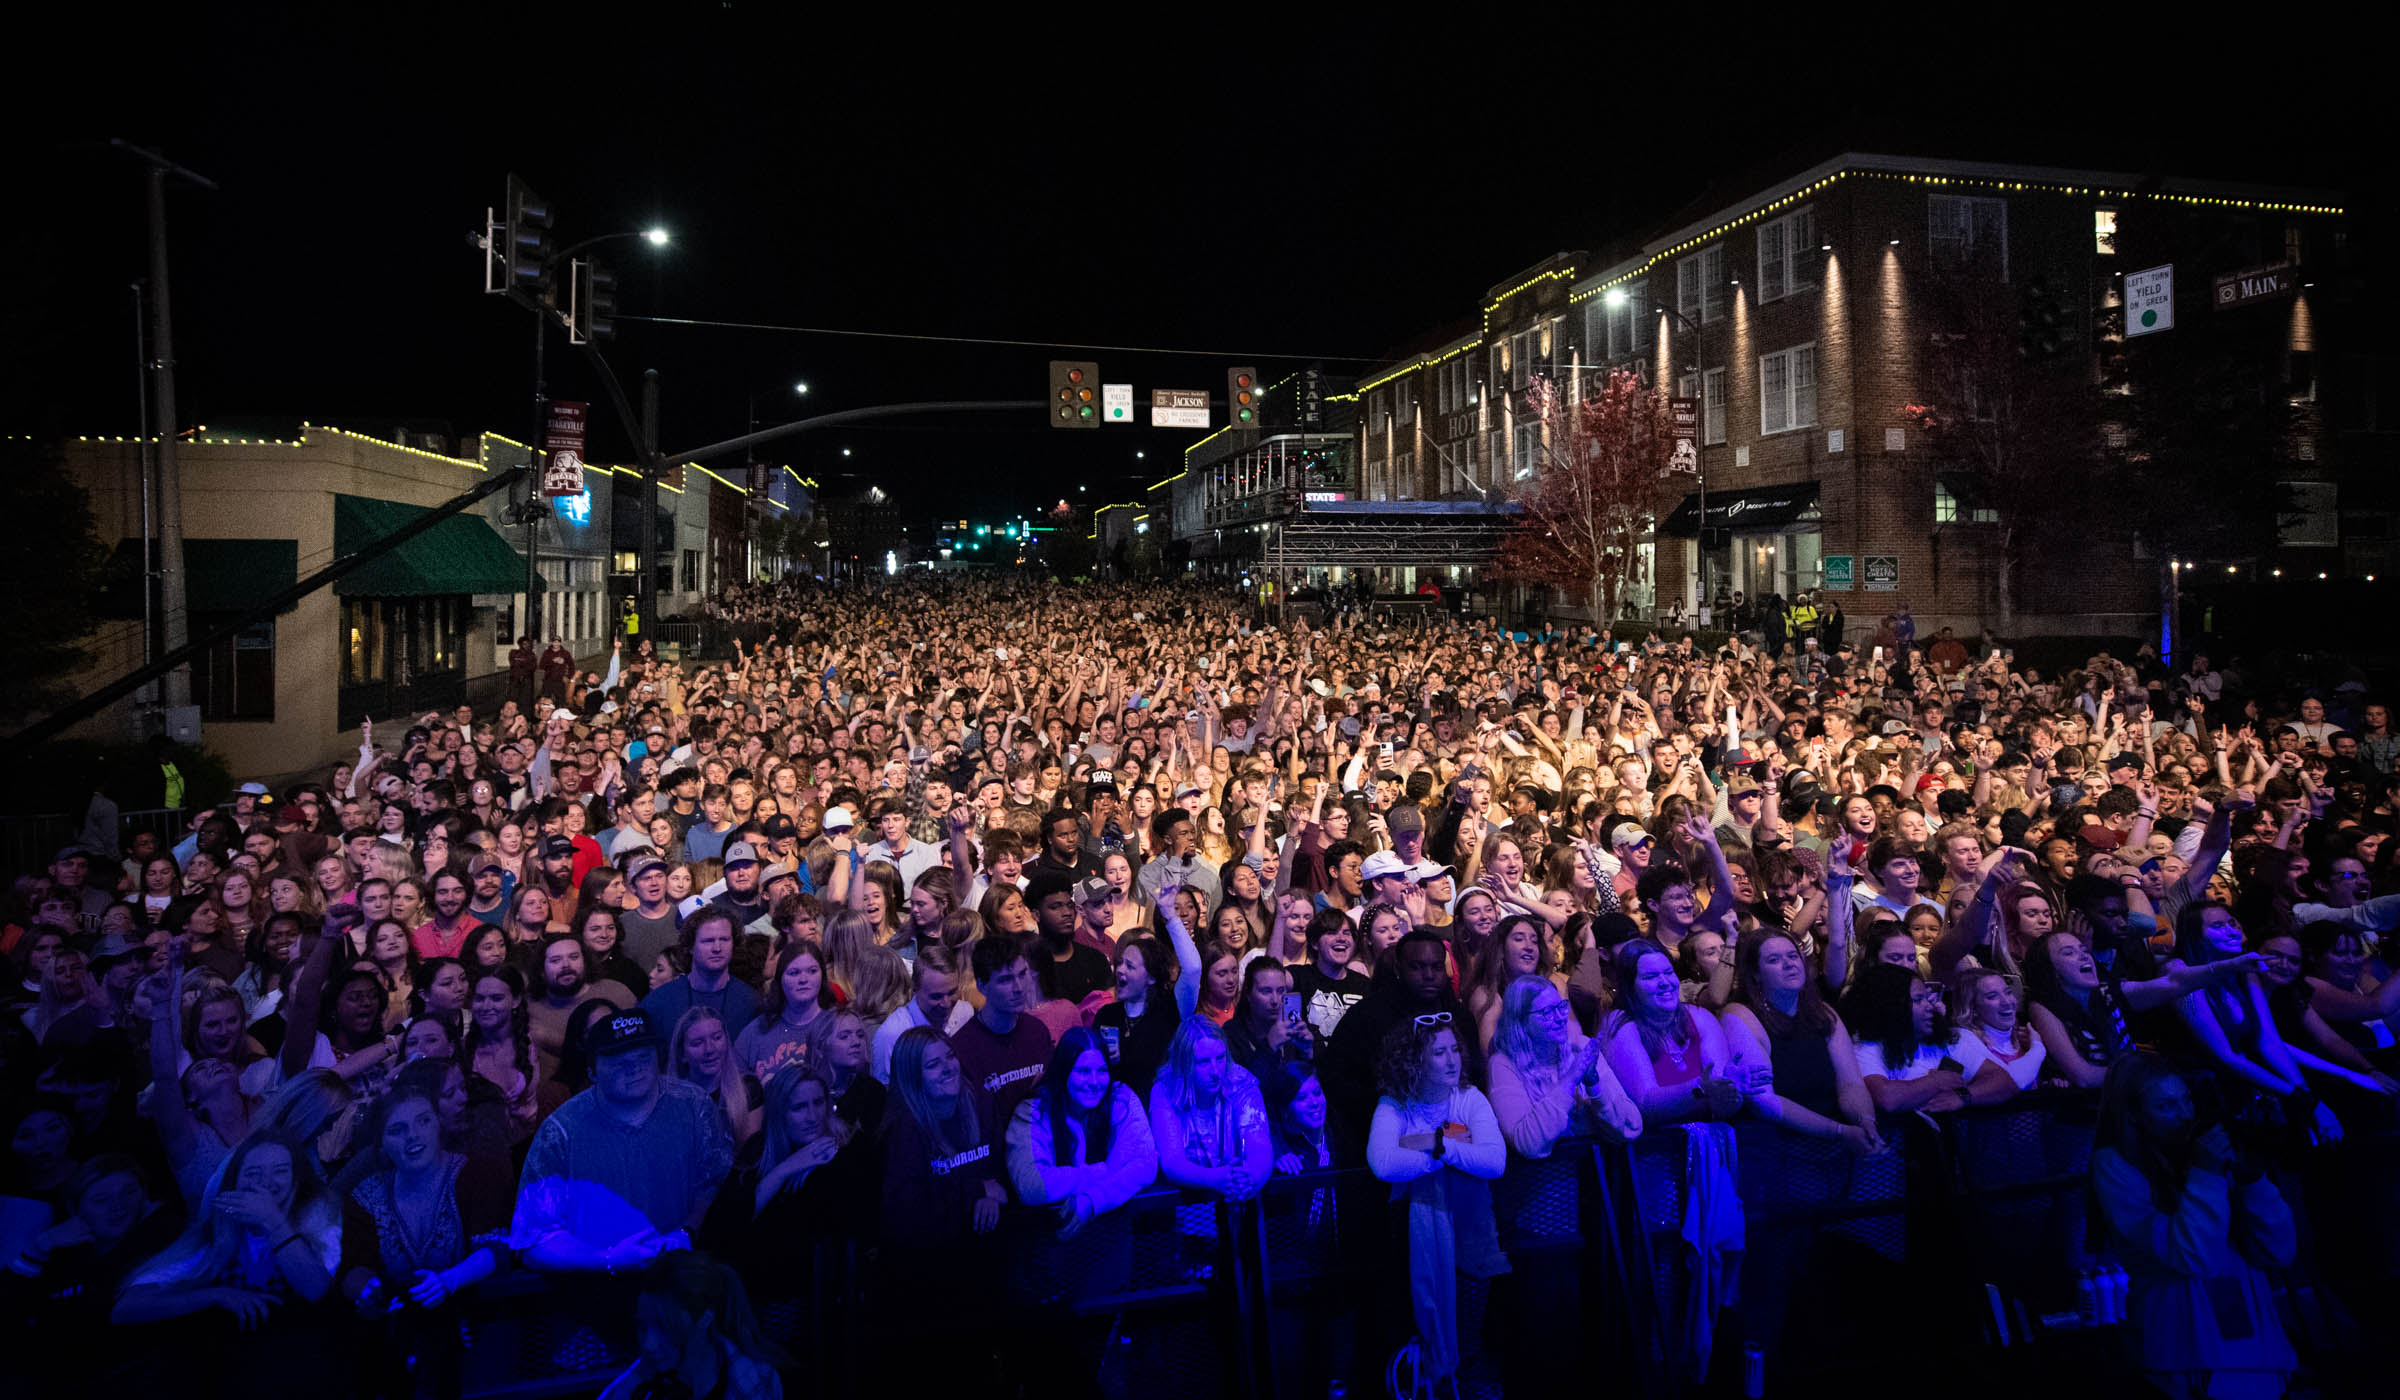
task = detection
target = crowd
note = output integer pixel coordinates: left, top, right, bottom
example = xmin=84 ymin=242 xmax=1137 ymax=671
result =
xmin=3 ymin=574 xmax=2396 ymax=1399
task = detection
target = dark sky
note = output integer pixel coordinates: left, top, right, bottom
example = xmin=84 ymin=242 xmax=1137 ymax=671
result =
xmin=7 ymin=13 xmax=2381 ymax=524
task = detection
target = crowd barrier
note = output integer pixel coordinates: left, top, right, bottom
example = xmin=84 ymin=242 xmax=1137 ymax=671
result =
xmin=53 ymin=1091 xmax=2382 ymax=1399
xmin=408 ymin=1087 xmax=2400 ymax=1399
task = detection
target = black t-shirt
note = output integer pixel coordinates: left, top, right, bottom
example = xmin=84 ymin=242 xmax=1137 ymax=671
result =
xmin=1034 ymin=938 xmax=1114 ymax=1006
xmin=1289 ymin=964 xmax=1369 ymax=1040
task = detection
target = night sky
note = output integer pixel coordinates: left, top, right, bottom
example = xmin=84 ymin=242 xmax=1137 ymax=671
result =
xmin=7 ymin=14 xmax=2382 ymax=525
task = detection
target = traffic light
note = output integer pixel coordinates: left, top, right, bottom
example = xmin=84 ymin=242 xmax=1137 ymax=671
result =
xmin=570 ymin=259 xmax=615 ymax=342
xmin=1049 ymin=361 xmax=1099 ymax=428
xmin=1228 ymin=366 xmax=1259 ymax=427
xmin=568 ymin=258 xmax=617 ymax=343
xmin=502 ymin=174 xmax=554 ymax=304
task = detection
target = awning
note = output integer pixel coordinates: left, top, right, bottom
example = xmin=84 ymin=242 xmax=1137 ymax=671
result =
xmin=334 ymin=494 xmax=530 ymax=597
xmin=1659 ymin=481 xmax=1820 ymax=538
xmin=96 ymin=537 xmax=299 ymax=619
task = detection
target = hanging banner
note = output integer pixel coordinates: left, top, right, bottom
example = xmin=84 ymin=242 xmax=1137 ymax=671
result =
xmin=1668 ymin=397 xmax=1700 ymax=474
xmin=543 ymin=401 xmax=588 ymax=496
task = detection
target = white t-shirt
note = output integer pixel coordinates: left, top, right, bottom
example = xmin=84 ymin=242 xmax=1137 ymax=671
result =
xmin=1853 ymin=1030 xmax=1987 ymax=1082
xmin=1968 ymin=1026 xmax=2048 ymax=1088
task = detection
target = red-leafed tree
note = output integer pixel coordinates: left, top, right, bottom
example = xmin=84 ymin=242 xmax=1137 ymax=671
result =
xmin=1494 ymin=369 xmax=1671 ymax=626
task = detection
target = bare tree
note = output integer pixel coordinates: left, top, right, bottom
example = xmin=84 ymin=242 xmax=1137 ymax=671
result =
xmin=1494 ymin=370 xmax=1670 ymax=627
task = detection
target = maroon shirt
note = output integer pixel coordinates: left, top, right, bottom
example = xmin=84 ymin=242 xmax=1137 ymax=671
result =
xmin=946 ymin=1012 xmax=1053 ymax=1122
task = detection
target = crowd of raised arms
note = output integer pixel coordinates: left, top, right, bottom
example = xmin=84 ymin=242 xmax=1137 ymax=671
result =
xmin=4 ymin=575 xmax=2396 ymax=1399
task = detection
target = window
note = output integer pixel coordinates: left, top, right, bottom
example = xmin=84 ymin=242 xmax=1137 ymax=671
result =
xmin=2284 ymin=224 xmax=2304 ymax=267
xmin=1677 ymin=244 xmax=1727 ymax=324
xmin=1703 ymin=367 xmax=1727 ymax=445
xmin=1757 ymin=206 xmax=1819 ymax=301
xmin=1631 ymin=295 xmax=1653 ymax=351
xmin=2094 ymin=208 xmax=2117 ymax=256
xmin=194 ymin=618 xmax=275 ymax=721
xmin=1488 ymin=428 xmax=1508 ymax=484
xmin=1511 ymin=329 xmax=1540 ymax=389
xmin=1935 ymin=480 xmax=1998 ymax=524
xmin=1368 ymin=391 xmax=1386 ymax=431
xmin=681 ymin=548 xmax=700 ymax=592
xmin=1760 ymin=343 xmax=1818 ymax=435
xmin=1929 ymin=194 xmax=2008 ymax=278
xmin=1513 ymin=422 xmax=1540 ymax=481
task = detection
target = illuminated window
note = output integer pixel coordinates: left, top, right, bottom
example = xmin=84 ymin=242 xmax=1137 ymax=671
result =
xmin=1703 ymin=368 xmax=1727 ymax=445
xmin=2094 ymin=208 xmax=2118 ymax=255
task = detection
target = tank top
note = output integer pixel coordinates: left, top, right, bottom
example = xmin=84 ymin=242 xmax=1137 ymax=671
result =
xmin=1764 ymin=1016 xmax=1841 ymax=1118
xmin=1649 ymin=1006 xmax=1704 ymax=1090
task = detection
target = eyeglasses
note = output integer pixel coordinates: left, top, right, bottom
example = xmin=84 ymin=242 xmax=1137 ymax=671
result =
xmin=1413 ymin=1012 xmax=1454 ymax=1028
xmin=2333 ymin=869 xmax=2367 ymax=881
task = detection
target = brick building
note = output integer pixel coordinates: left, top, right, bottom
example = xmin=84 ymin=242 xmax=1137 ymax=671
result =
xmin=1353 ymin=151 xmax=2352 ymax=641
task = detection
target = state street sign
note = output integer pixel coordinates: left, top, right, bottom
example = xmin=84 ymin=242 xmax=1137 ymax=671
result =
xmin=1152 ymin=389 xmax=1210 ymax=429
xmin=1102 ymin=383 xmax=1134 ymax=423
xmin=2125 ymin=265 xmax=2174 ymax=337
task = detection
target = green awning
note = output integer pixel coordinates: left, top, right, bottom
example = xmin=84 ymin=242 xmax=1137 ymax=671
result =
xmin=98 ymin=538 xmax=299 ymax=619
xmin=334 ymin=494 xmax=529 ymax=597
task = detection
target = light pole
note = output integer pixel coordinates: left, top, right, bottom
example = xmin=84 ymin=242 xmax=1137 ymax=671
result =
xmin=1605 ymin=287 xmax=1708 ymax=622
xmin=523 ymin=228 xmax=671 ymax=642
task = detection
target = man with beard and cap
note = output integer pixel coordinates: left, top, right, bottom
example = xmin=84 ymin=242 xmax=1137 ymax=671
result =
xmin=705 ymin=842 xmax=773 ymax=932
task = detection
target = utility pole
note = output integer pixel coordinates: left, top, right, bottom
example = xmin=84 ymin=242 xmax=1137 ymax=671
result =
xmin=115 ymin=142 xmax=217 ymax=727
xmin=641 ymin=369 xmax=661 ymax=630
xmin=527 ymin=306 xmax=548 ymax=641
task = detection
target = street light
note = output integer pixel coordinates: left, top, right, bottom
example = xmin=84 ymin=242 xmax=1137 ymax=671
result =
xmin=644 ymin=227 xmax=671 ymax=247
xmin=794 ymin=381 xmax=809 ymax=395
xmin=1602 ymin=286 xmax=1710 ymax=621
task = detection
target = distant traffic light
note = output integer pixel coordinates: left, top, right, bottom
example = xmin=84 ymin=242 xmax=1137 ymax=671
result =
xmin=569 ymin=258 xmax=617 ymax=343
xmin=1049 ymin=361 xmax=1100 ymax=428
xmin=502 ymin=174 xmax=554 ymax=304
xmin=1228 ymin=366 xmax=1259 ymax=427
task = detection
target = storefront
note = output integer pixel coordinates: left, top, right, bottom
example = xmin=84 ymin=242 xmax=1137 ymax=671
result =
xmin=333 ymin=495 xmax=530 ymax=727
xmin=1660 ymin=481 xmax=1823 ymax=609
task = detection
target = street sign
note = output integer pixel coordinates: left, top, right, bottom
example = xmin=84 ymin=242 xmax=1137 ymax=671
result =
xmin=1668 ymin=396 xmax=1699 ymax=474
xmin=543 ymin=401 xmax=588 ymax=496
xmin=2213 ymin=263 xmax=2298 ymax=312
xmin=2125 ymin=264 xmax=2174 ymax=337
xmin=1152 ymin=389 xmax=1210 ymax=429
xmin=1102 ymin=383 xmax=1134 ymax=423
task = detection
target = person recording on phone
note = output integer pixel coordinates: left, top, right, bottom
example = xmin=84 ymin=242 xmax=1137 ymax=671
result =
xmin=1224 ymin=958 xmax=1314 ymax=1085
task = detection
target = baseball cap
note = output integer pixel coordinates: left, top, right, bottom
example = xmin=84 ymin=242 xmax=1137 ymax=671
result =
xmin=1610 ymin=825 xmax=1655 ymax=853
xmin=1086 ymin=771 xmax=1117 ymax=793
xmin=2106 ymin=753 xmax=2142 ymax=773
xmin=677 ymin=893 xmax=712 ymax=922
xmin=236 ymin=782 xmax=270 ymax=797
xmin=1881 ymin=720 xmax=1909 ymax=736
xmin=1725 ymin=774 xmax=1762 ymax=798
xmin=52 ymin=845 xmax=89 ymax=863
xmin=627 ymin=855 xmax=667 ymax=882
xmin=821 ymin=807 xmax=855 ymax=833
xmin=1411 ymin=860 xmax=1456 ymax=885
xmin=1175 ymin=785 xmax=1207 ymax=801
xmin=541 ymin=836 xmax=577 ymax=860
xmin=722 ymin=841 xmax=760 ymax=868
xmin=585 ymin=1009 xmax=663 ymax=1058
xmin=1075 ymin=874 xmax=1116 ymax=905
xmin=1360 ymin=850 xmax=1413 ymax=883
xmin=1385 ymin=804 xmax=1426 ymax=835
xmin=762 ymin=861 xmax=799 ymax=885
